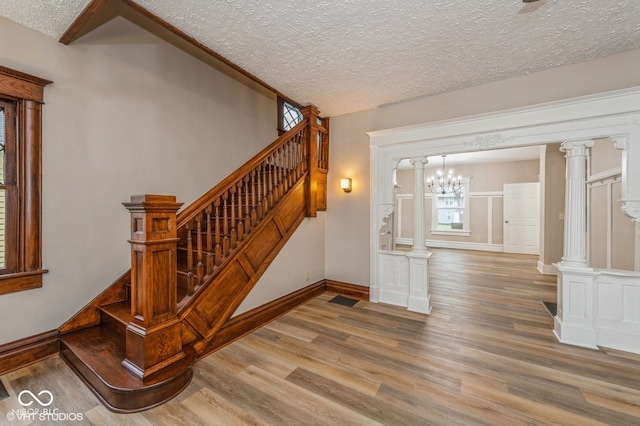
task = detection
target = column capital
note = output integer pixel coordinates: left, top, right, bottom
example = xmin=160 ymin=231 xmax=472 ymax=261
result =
xmin=409 ymin=157 xmax=428 ymax=168
xmin=560 ymin=140 xmax=595 ymax=156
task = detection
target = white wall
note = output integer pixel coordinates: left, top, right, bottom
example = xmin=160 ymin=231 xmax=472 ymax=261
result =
xmin=326 ymin=49 xmax=640 ymax=287
xmin=0 ymin=16 xmax=325 ymax=344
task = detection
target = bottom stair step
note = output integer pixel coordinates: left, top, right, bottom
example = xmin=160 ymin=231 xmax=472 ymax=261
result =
xmin=59 ymin=326 xmax=195 ymax=413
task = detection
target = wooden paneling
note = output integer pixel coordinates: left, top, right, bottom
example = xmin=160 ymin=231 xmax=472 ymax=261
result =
xmin=194 ymin=261 xmax=249 ymax=330
xmin=243 ymin=221 xmax=281 ymax=272
xmin=274 ymin=183 xmax=305 ymax=232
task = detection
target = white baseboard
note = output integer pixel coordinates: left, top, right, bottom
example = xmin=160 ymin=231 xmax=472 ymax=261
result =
xmin=537 ymin=261 xmax=558 ymax=275
xmin=395 ymin=238 xmax=503 ymax=252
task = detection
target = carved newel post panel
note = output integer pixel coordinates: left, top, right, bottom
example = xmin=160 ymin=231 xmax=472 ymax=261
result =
xmin=302 ymin=105 xmax=321 ymax=218
xmin=123 ymin=195 xmax=185 ymax=379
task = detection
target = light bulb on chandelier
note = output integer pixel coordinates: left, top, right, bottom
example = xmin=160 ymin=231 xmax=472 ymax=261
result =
xmin=426 ymin=155 xmax=462 ymax=195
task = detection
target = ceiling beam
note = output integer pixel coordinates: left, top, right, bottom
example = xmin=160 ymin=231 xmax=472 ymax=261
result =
xmin=59 ymin=0 xmax=303 ymax=109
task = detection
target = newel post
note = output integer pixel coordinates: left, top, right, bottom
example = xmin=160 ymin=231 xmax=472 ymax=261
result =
xmin=122 ymin=194 xmax=185 ymax=379
xmin=302 ymin=105 xmax=320 ymax=217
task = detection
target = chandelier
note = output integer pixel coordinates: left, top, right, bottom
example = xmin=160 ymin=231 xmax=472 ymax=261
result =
xmin=426 ymin=155 xmax=462 ymax=195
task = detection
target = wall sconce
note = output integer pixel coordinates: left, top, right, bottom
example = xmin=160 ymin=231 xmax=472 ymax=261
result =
xmin=340 ymin=178 xmax=352 ymax=193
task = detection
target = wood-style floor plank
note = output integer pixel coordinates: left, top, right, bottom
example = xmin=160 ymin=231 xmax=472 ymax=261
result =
xmin=2 ymin=248 xmax=640 ymax=424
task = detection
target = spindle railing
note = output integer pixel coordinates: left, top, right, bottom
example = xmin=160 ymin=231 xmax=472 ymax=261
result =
xmin=175 ymin=107 xmax=327 ymax=310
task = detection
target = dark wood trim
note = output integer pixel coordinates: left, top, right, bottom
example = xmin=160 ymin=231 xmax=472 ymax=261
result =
xmin=0 ymin=329 xmax=58 ymax=375
xmin=58 ymin=0 xmax=111 ymax=45
xmin=58 ymin=0 xmax=299 ymax=108
xmin=0 ymin=270 xmax=46 ymax=296
xmin=0 ymin=66 xmax=52 ymax=102
xmin=325 ymin=280 xmax=370 ymax=300
xmin=0 ymin=67 xmax=50 ymax=296
xmin=197 ymin=279 xmax=369 ymax=359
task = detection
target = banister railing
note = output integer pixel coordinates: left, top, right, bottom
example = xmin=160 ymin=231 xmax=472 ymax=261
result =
xmin=173 ymin=106 xmax=328 ymax=309
xmin=119 ymin=104 xmax=328 ymax=381
xmin=176 ymin=118 xmax=308 ymax=229
xmin=175 ymin=120 xmax=308 ymax=306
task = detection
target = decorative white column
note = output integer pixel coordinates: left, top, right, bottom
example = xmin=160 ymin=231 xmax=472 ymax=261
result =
xmin=559 ymin=140 xmax=594 ymax=268
xmin=554 ymin=140 xmax=597 ymax=349
xmin=407 ymin=157 xmax=431 ymax=314
xmin=410 ymin=157 xmax=429 ymax=253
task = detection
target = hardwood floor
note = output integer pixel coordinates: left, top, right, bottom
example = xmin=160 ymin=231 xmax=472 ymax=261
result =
xmin=2 ymin=249 xmax=640 ymax=425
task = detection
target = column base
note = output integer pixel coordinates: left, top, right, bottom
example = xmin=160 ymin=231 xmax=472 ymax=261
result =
xmin=553 ymin=315 xmax=598 ymax=350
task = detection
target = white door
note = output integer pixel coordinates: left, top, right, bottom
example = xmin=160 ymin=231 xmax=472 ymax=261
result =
xmin=503 ymin=182 xmax=540 ymax=254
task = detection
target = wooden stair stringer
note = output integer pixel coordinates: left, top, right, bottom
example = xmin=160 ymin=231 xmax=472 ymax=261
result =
xmin=178 ymin=178 xmax=307 ymax=356
xmin=59 ymin=270 xmax=131 ymax=334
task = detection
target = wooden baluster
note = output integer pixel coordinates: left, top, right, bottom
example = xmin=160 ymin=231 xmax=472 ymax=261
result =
xmin=268 ymin=154 xmax=275 ymax=207
xmin=279 ymin=147 xmax=286 ymax=197
xmin=229 ymin=187 xmax=237 ymax=249
xmin=256 ymin=167 xmax=263 ymax=220
xmin=205 ymin=206 xmax=214 ymax=275
xmin=298 ymin=132 xmax=304 ymax=178
xmin=222 ymin=192 xmax=230 ymax=257
xmin=186 ymin=272 xmax=194 ymax=296
xmin=282 ymin=145 xmax=289 ymax=193
xmin=287 ymin=140 xmax=294 ymax=187
xmin=301 ymin=129 xmax=308 ymax=173
xmin=214 ymin=199 xmax=222 ymax=266
xmin=236 ymin=181 xmax=244 ymax=241
xmin=293 ymin=136 xmax=300 ymax=180
xmin=274 ymin=151 xmax=281 ymax=202
xmin=263 ymin=161 xmax=270 ymax=213
xmin=250 ymin=170 xmax=258 ymax=226
xmin=186 ymin=222 xmax=193 ymax=275
xmin=243 ymin=175 xmax=251 ymax=232
xmin=195 ymin=213 xmax=204 ymax=286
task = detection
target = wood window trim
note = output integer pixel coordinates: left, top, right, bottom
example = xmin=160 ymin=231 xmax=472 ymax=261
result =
xmin=0 ymin=66 xmax=51 ymax=295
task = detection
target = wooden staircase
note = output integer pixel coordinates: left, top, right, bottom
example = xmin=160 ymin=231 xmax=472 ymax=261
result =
xmin=58 ymin=106 xmax=329 ymax=412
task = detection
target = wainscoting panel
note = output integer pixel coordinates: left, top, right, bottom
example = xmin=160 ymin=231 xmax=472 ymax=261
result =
xmin=379 ymin=252 xmax=409 ymax=307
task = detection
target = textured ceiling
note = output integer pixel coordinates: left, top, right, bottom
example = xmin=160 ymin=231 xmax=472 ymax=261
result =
xmin=1 ymin=0 xmax=639 ymax=116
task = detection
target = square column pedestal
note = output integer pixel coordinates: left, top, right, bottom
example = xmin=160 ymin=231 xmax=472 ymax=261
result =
xmin=554 ymin=264 xmax=599 ymax=349
xmin=406 ymin=251 xmax=432 ymax=314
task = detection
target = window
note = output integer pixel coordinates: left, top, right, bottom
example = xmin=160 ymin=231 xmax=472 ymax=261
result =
xmin=0 ymin=66 xmax=51 ymax=295
xmin=431 ymin=180 xmax=470 ymax=236
xmin=277 ymin=97 xmax=303 ymax=134
xmin=0 ymin=100 xmax=17 ymax=272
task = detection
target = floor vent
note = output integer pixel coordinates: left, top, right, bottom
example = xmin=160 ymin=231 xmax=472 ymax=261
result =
xmin=329 ymin=295 xmax=359 ymax=307
xmin=541 ymin=301 xmax=557 ymax=318
xmin=0 ymin=380 xmax=8 ymax=401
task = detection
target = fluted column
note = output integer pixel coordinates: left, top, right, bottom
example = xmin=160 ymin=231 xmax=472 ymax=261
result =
xmin=410 ymin=157 xmax=429 ymax=253
xmin=554 ymin=140 xmax=597 ymax=349
xmin=559 ymin=140 xmax=594 ymax=268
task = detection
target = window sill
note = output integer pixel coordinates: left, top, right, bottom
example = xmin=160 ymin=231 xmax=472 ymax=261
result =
xmin=431 ymin=229 xmax=471 ymax=237
xmin=0 ymin=269 xmax=48 ymax=296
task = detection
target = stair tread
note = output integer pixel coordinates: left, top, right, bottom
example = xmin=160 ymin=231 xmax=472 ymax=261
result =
xmin=60 ymin=326 xmax=134 ymax=389
xmin=100 ymin=300 xmax=132 ymax=325
xmin=60 ymin=326 xmax=194 ymax=390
